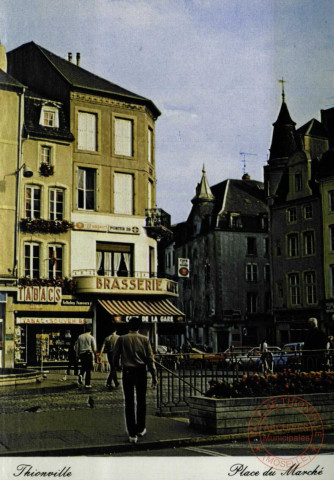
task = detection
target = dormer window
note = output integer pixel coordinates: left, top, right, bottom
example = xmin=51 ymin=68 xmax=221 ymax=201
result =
xmin=40 ymin=106 xmax=59 ymax=128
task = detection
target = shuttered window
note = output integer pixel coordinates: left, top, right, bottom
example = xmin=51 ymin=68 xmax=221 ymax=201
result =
xmin=78 ymin=112 xmax=97 ymax=151
xmin=114 ymin=173 xmax=133 ymax=215
xmin=114 ymin=118 xmax=133 ymax=156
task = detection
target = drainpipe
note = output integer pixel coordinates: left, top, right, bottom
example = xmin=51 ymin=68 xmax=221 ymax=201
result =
xmin=13 ymin=87 xmax=25 ymax=277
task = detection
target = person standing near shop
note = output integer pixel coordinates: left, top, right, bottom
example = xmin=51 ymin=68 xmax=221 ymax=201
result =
xmin=100 ymin=326 xmax=119 ymax=389
xmin=113 ymin=317 xmax=158 ymax=444
xmin=75 ymin=326 xmax=97 ymax=389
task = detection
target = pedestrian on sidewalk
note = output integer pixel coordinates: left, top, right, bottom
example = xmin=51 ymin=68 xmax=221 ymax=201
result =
xmin=67 ymin=336 xmax=79 ymax=376
xmin=100 ymin=326 xmax=119 ymax=389
xmin=75 ymin=326 xmax=97 ymax=389
xmin=113 ymin=317 xmax=158 ymax=444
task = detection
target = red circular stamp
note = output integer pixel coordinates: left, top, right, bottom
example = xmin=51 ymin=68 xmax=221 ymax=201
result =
xmin=248 ymin=395 xmax=324 ymax=472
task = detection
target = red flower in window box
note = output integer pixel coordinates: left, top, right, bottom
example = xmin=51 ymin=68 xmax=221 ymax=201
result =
xmin=40 ymin=163 xmax=54 ymax=177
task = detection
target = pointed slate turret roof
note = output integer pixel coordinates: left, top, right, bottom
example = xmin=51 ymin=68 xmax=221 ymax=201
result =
xmin=191 ymin=165 xmax=215 ymax=204
xmin=269 ymin=100 xmax=301 ymax=162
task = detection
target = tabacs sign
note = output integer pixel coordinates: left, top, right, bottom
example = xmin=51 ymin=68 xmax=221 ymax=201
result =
xmin=178 ymin=258 xmax=190 ymax=278
xmin=17 ymin=286 xmax=62 ymax=303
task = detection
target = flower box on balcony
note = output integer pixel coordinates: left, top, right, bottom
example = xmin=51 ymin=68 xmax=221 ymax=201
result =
xmin=20 ymin=218 xmax=73 ymax=234
xmin=40 ymin=163 xmax=54 ymax=177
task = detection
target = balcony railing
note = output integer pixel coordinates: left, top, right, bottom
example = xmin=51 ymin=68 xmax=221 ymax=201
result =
xmin=145 ymin=208 xmax=172 ymax=241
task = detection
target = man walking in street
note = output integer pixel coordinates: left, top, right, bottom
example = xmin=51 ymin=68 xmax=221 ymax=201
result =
xmin=75 ymin=326 xmax=97 ymax=389
xmin=100 ymin=326 xmax=119 ymax=389
xmin=113 ymin=317 xmax=158 ymax=444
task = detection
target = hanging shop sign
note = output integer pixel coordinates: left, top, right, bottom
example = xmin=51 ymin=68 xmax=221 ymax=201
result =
xmin=16 ymin=317 xmax=92 ymax=325
xmin=17 ymin=286 xmax=62 ymax=303
xmin=178 ymin=258 xmax=190 ymax=278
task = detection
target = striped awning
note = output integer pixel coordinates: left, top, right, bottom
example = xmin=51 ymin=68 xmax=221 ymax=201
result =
xmin=98 ymin=298 xmax=185 ymax=323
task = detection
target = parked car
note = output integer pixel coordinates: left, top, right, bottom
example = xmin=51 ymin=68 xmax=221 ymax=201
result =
xmin=279 ymin=342 xmax=304 ymax=370
xmin=221 ymin=346 xmax=253 ymax=369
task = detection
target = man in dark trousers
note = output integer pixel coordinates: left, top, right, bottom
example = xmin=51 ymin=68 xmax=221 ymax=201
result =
xmin=100 ymin=326 xmax=119 ymax=389
xmin=75 ymin=326 xmax=97 ymax=389
xmin=113 ymin=317 xmax=158 ymax=444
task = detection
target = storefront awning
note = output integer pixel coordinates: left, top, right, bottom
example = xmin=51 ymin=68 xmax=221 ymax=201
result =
xmin=98 ymin=298 xmax=185 ymax=323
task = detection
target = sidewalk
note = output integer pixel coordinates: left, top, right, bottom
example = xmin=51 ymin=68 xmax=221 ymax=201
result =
xmin=0 ymin=371 xmax=235 ymax=456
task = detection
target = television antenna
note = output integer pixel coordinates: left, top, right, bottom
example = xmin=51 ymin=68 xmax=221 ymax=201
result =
xmin=239 ymin=152 xmax=257 ymax=175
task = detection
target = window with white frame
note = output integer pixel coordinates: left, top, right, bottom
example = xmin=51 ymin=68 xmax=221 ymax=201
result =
xmin=246 ymin=263 xmax=258 ymax=282
xmin=25 ymin=186 xmax=41 ymax=218
xmin=96 ymin=242 xmax=132 ymax=277
xmin=288 ymin=234 xmax=299 ymax=257
xmin=49 ymin=188 xmax=64 ymax=220
xmin=48 ymin=245 xmax=63 ymax=279
xmin=40 ymin=106 xmax=59 ymax=128
xmin=287 ymin=207 xmax=297 ymax=223
xmin=114 ymin=118 xmax=133 ymax=157
xmin=148 ymin=127 xmax=153 ymax=163
xmin=77 ymin=167 xmax=96 ymax=210
xmin=329 ymin=191 xmax=334 ymax=213
xmin=303 ymin=231 xmax=315 ymax=255
xmin=330 ymin=226 xmax=334 ymax=252
xmin=288 ymin=273 xmax=301 ymax=305
xmin=303 ymin=204 xmax=313 ymax=219
xmin=24 ymin=243 xmax=40 ymax=278
xmin=114 ymin=172 xmax=133 ymax=215
xmin=247 ymin=292 xmax=257 ymax=313
xmin=304 ymin=271 xmax=317 ymax=304
xmin=40 ymin=146 xmax=52 ymax=165
xmin=77 ymin=112 xmax=97 ymax=151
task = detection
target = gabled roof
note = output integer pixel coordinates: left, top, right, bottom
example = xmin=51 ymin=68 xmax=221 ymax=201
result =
xmin=8 ymin=42 xmax=161 ymax=118
xmin=297 ymin=118 xmax=328 ymax=139
xmin=212 ymin=178 xmax=267 ymax=217
xmin=0 ymin=69 xmax=25 ymax=89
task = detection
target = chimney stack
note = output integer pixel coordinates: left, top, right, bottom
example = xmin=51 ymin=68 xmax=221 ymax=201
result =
xmin=76 ymin=53 xmax=81 ymax=66
xmin=68 ymin=52 xmax=72 ymax=63
xmin=0 ymin=43 xmax=7 ymax=72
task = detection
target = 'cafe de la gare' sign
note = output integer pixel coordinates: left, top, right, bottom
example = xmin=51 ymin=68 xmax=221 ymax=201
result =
xmin=17 ymin=286 xmax=62 ymax=303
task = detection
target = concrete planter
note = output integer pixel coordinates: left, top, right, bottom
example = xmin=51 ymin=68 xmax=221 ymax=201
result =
xmin=189 ymin=393 xmax=334 ymax=435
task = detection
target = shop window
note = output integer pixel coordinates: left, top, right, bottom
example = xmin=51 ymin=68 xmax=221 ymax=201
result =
xmin=288 ymin=273 xmax=300 ymax=306
xmin=114 ymin=172 xmax=133 ymax=215
xmin=24 ymin=243 xmax=40 ymax=278
xmin=114 ymin=118 xmax=133 ymax=157
xmin=48 ymin=245 xmax=63 ymax=279
xmin=304 ymin=271 xmax=317 ymax=304
xmin=96 ymin=242 xmax=133 ymax=277
xmin=49 ymin=188 xmax=64 ymax=220
xmin=303 ymin=231 xmax=315 ymax=256
xmin=25 ymin=186 xmax=41 ymax=219
xmin=77 ymin=112 xmax=97 ymax=151
xmin=77 ymin=167 xmax=96 ymax=210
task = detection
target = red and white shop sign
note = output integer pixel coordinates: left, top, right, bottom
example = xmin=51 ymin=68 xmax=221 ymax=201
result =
xmin=16 ymin=318 xmax=91 ymax=325
xmin=17 ymin=286 xmax=62 ymax=303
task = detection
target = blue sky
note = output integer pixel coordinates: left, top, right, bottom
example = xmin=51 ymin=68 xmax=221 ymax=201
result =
xmin=1 ymin=0 xmax=333 ymax=223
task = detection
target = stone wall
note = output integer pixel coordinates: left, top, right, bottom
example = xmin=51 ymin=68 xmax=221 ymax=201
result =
xmin=189 ymin=393 xmax=334 ymax=435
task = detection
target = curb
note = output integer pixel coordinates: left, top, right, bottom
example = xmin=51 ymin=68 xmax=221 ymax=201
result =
xmin=0 ymin=382 xmax=78 ymax=397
